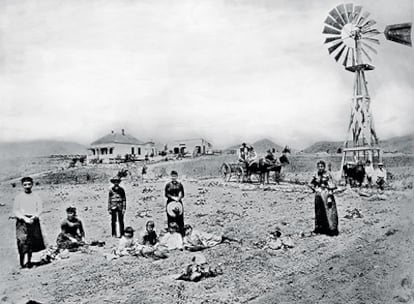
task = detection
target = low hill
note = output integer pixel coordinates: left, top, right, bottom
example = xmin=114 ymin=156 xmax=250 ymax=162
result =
xmin=302 ymin=134 xmax=414 ymax=154
xmin=225 ymin=138 xmax=284 ymax=154
xmin=302 ymin=141 xmax=342 ymax=154
xmin=379 ymin=134 xmax=414 ymax=154
xmin=0 ymin=140 xmax=87 ymax=159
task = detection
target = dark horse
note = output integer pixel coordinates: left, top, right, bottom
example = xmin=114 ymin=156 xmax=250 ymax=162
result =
xmin=245 ymin=147 xmax=290 ymax=184
xmin=342 ymin=162 xmax=365 ymax=187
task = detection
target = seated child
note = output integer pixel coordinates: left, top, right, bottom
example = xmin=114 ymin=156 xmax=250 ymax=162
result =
xmin=56 ymin=206 xmax=85 ymax=251
xmin=139 ymin=220 xmax=159 ymax=246
xmin=183 ymin=224 xmax=240 ymax=251
xmin=114 ymin=226 xmax=139 ymax=256
xmin=157 ymin=222 xmax=183 ymax=251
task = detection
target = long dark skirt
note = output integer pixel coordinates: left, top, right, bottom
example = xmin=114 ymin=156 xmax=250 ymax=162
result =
xmin=314 ymin=191 xmax=338 ymax=236
xmin=166 ymin=201 xmax=185 ymax=236
xmin=16 ymin=218 xmax=46 ymax=254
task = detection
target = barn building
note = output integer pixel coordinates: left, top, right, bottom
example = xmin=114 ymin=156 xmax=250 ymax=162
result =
xmin=167 ymin=138 xmax=212 ymax=156
xmin=88 ymin=129 xmax=155 ymax=163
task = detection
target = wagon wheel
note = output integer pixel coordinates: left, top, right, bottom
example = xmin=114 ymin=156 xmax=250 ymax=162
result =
xmin=220 ymin=163 xmax=231 ymax=182
xmin=236 ymin=166 xmax=245 ymax=183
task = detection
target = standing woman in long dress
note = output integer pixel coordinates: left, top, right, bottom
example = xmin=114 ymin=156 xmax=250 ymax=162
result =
xmin=164 ymin=170 xmax=185 ymax=236
xmin=309 ymin=161 xmax=339 ymax=236
xmin=13 ymin=177 xmax=46 ymax=268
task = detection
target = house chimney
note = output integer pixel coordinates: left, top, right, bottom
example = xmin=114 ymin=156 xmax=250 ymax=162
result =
xmin=122 ymin=129 xmax=125 ymax=135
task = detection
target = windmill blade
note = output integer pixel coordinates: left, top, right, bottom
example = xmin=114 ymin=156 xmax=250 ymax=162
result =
xmin=361 ymin=19 xmax=377 ymax=30
xmin=361 ymin=47 xmax=372 ymax=62
xmin=361 ymin=28 xmax=381 ymax=35
xmin=334 ymin=44 xmax=347 ymax=62
xmin=324 ymin=36 xmax=342 ymax=44
xmin=351 ymin=5 xmax=362 ymax=24
xmin=361 ymin=37 xmax=380 ymax=45
xmin=329 ymin=8 xmax=345 ymax=26
xmin=361 ymin=41 xmax=378 ymax=55
xmin=342 ymin=48 xmax=350 ymax=66
xmin=328 ymin=41 xmax=344 ymax=54
xmin=324 ymin=15 xmax=343 ymax=30
xmin=357 ymin=11 xmax=370 ymax=27
xmin=345 ymin=3 xmax=354 ymax=22
xmin=384 ymin=23 xmax=412 ymax=47
xmin=323 ymin=26 xmax=342 ymax=35
xmin=337 ymin=4 xmax=349 ymax=24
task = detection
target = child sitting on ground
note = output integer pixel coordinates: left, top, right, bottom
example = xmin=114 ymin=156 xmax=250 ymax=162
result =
xmin=114 ymin=226 xmax=139 ymax=257
xmin=139 ymin=220 xmax=159 ymax=246
xmin=157 ymin=222 xmax=183 ymax=251
xmin=56 ymin=206 xmax=85 ymax=251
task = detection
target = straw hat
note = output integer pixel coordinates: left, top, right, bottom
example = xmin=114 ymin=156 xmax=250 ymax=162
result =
xmin=166 ymin=201 xmax=183 ymax=217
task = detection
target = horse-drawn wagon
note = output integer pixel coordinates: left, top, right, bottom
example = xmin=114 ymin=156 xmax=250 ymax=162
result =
xmin=220 ymin=162 xmax=247 ymax=182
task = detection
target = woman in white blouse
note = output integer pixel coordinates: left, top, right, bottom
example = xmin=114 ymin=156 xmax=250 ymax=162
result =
xmin=13 ymin=177 xmax=46 ymax=268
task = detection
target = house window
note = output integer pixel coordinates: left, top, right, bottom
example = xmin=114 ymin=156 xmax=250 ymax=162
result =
xmin=131 ymin=147 xmax=135 ymax=154
xmin=138 ymin=147 xmax=141 ymax=155
xmin=109 ymin=148 xmax=114 ymax=154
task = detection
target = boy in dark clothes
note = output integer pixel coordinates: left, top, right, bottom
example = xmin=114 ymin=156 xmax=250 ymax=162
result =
xmin=108 ymin=177 xmax=126 ymax=237
xmin=139 ymin=220 xmax=158 ymax=246
xmin=56 ymin=206 xmax=85 ymax=251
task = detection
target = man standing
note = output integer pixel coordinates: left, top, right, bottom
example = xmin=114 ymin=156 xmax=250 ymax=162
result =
xmin=108 ymin=177 xmax=126 ymax=237
xmin=364 ymin=159 xmax=375 ymax=187
xmin=164 ymin=171 xmax=185 ymax=236
xmin=238 ymin=143 xmax=249 ymax=163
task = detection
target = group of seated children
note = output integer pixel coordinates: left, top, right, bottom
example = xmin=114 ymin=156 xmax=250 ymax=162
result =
xmin=52 ymin=207 xmax=239 ymax=261
xmin=110 ymin=221 xmax=240 ymax=260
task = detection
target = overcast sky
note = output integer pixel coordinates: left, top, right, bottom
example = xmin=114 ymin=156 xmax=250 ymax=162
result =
xmin=0 ymin=0 xmax=412 ymax=149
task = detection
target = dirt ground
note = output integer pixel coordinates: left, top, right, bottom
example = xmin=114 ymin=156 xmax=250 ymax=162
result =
xmin=0 ymin=155 xmax=413 ymax=304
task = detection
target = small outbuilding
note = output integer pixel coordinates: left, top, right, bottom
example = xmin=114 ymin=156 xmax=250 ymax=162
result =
xmin=88 ymin=129 xmax=155 ymax=163
xmin=167 ymin=138 xmax=212 ymax=157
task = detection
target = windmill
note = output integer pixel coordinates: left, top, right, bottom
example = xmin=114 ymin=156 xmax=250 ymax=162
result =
xmin=322 ymin=3 xmax=411 ymax=175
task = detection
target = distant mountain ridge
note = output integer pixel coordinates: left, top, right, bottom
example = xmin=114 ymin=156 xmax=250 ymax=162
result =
xmin=302 ymin=134 xmax=414 ymax=154
xmin=225 ymin=138 xmax=285 ymax=154
xmin=0 ymin=140 xmax=87 ymax=159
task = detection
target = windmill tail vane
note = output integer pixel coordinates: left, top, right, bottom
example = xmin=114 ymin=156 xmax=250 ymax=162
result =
xmin=384 ymin=23 xmax=412 ymax=46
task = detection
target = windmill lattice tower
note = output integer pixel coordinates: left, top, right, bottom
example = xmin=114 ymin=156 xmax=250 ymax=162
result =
xmin=322 ymin=3 xmax=411 ymax=173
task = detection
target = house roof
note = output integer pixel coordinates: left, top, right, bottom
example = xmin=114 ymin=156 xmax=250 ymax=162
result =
xmin=91 ymin=132 xmax=144 ymax=145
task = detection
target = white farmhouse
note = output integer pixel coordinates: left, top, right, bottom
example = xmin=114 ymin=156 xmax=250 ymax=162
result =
xmin=88 ymin=129 xmax=155 ymax=163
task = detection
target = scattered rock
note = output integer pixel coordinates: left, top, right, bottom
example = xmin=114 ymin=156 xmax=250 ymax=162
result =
xmin=401 ymin=277 xmax=412 ymax=289
xmin=344 ymin=208 xmax=363 ymax=219
xmin=385 ymin=228 xmax=398 ymax=236
xmin=0 ymin=203 xmax=5 ymax=207
xmin=394 ymin=295 xmax=410 ymax=303
xmin=136 ymin=210 xmax=152 ymax=218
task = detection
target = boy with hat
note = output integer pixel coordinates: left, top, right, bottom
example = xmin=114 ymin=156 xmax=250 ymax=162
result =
xmin=108 ymin=176 xmax=126 ymax=237
xmin=375 ymin=163 xmax=387 ymax=190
